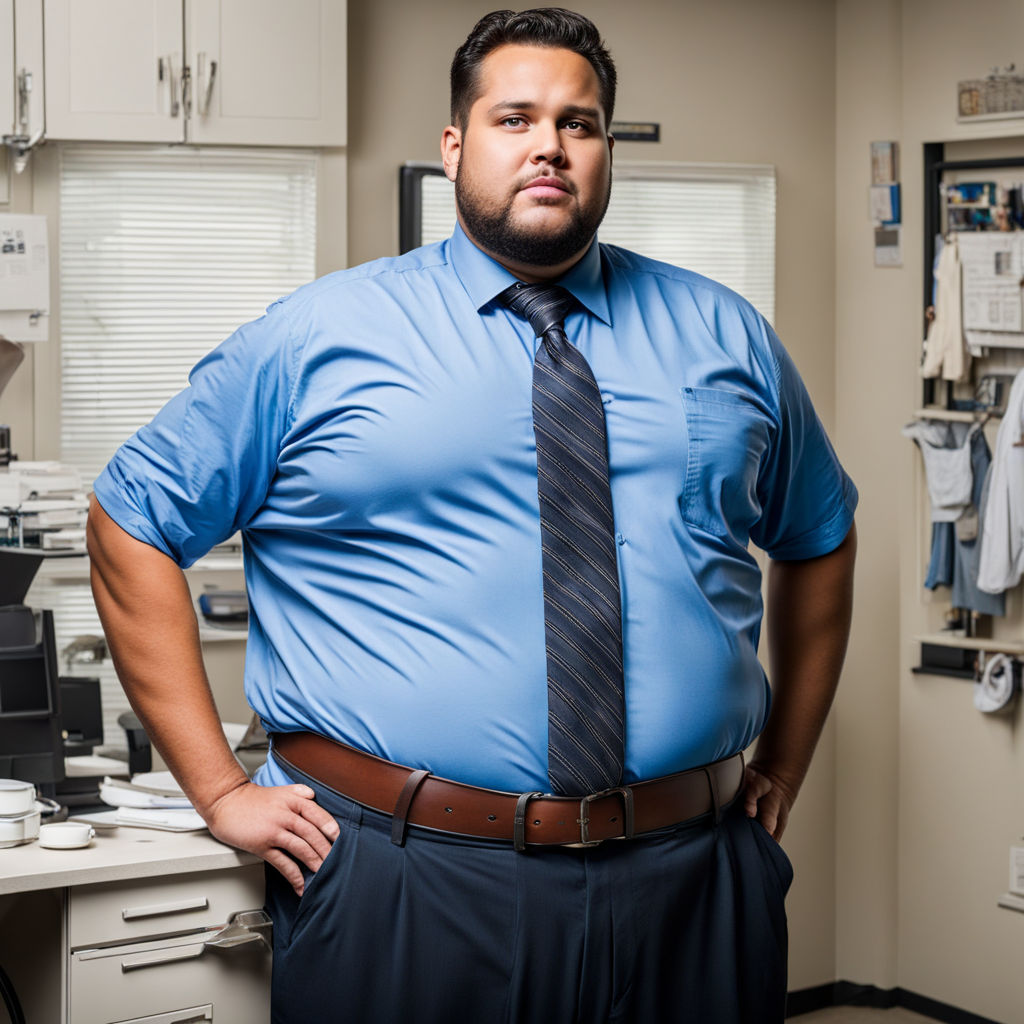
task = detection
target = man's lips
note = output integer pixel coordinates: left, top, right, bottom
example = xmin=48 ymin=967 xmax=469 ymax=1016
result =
xmin=521 ymin=176 xmax=571 ymax=198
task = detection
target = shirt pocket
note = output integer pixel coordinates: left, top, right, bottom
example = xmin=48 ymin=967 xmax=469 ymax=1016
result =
xmin=679 ymin=386 xmax=771 ymax=539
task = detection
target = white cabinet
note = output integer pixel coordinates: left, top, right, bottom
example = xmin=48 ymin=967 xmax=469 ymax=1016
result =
xmin=67 ymin=866 xmax=271 ymax=1024
xmin=43 ymin=0 xmax=183 ymax=143
xmin=44 ymin=0 xmax=346 ymax=146
xmin=186 ymin=0 xmax=346 ymax=146
xmin=1 ymin=0 xmax=45 ymax=146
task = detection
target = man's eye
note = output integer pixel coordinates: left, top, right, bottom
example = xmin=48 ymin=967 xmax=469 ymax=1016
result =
xmin=502 ymin=116 xmax=524 ymax=127
xmin=564 ymin=120 xmax=589 ymax=133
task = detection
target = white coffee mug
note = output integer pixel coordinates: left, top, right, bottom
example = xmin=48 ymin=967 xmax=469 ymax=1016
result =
xmin=38 ymin=822 xmax=95 ymax=849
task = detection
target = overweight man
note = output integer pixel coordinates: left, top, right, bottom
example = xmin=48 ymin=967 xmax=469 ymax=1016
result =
xmin=88 ymin=8 xmax=857 ymax=1022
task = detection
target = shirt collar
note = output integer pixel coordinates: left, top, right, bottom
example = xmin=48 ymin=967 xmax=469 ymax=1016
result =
xmin=448 ymin=222 xmax=611 ymax=326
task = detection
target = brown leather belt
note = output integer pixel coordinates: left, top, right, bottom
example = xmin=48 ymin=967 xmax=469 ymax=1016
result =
xmin=271 ymin=731 xmax=745 ymax=851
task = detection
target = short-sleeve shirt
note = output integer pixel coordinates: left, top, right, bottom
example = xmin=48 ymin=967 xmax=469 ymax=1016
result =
xmin=93 ymin=224 xmax=857 ymax=793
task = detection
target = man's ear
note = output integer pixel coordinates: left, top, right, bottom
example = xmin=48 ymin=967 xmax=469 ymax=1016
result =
xmin=441 ymin=125 xmax=461 ymax=182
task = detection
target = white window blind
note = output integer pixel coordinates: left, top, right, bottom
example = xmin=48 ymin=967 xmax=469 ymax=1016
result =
xmin=415 ymin=162 xmax=776 ymax=323
xmin=59 ymin=144 xmax=318 ymax=486
xmin=46 ymin=144 xmax=317 ymax=750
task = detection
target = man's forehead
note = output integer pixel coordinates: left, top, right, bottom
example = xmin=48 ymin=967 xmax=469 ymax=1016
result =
xmin=472 ymin=44 xmax=601 ymax=104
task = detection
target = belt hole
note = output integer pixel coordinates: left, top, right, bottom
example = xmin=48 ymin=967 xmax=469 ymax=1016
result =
xmin=533 ymin=819 xmax=541 ymax=825
xmin=610 ymin=816 xmax=618 ymax=823
xmin=487 ymin=814 xmax=497 ymax=822
xmin=444 ymin=807 xmax=453 ymax=814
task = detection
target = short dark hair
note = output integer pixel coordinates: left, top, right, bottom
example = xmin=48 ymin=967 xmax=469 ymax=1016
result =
xmin=450 ymin=8 xmax=617 ymax=131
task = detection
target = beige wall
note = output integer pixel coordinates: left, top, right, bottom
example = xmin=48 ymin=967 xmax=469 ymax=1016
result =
xmin=835 ymin=1 xmax=1024 ymax=1020
xmin=833 ymin=0 xmax=904 ymax=992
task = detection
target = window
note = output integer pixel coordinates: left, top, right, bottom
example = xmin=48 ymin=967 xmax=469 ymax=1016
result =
xmin=59 ymin=144 xmax=317 ymax=486
xmin=399 ymin=161 xmax=776 ymax=323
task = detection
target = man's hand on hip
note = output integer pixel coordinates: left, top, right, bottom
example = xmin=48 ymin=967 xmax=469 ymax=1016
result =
xmin=204 ymin=781 xmax=340 ymax=896
xmin=743 ymin=762 xmax=795 ymax=841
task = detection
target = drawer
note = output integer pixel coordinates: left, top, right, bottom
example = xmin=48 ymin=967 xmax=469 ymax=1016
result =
xmin=70 ymin=865 xmax=265 ymax=948
xmin=69 ymin=930 xmax=269 ymax=1024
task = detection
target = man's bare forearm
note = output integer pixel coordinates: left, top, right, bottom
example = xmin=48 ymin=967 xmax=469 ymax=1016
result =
xmin=86 ymin=499 xmax=339 ymax=895
xmin=745 ymin=523 xmax=857 ymax=837
xmin=86 ymin=499 xmax=248 ymax=815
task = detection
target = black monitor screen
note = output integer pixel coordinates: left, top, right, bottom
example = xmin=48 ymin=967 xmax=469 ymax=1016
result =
xmin=0 ymin=608 xmax=64 ymax=786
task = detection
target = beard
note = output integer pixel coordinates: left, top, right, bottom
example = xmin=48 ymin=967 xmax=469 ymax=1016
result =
xmin=455 ymin=166 xmax=611 ymax=269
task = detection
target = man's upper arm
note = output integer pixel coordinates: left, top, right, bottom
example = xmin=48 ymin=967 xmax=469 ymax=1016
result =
xmin=751 ymin=324 xmax=858 ymax=561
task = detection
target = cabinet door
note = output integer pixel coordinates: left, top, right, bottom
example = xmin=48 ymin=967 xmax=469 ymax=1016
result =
xmin=44 ymin=0 xmax=185 ymax=142
xmin=186 ymin=0 xmax=346 ymax=146
xmin=0 ymin=1 xmax=14 ymax=140
xmin=14 ymin=0 xmax=46 ymax=143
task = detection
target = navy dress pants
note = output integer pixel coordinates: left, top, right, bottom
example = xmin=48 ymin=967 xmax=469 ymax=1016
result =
xmin=265 ymin=760 xmax=793 ymax=1023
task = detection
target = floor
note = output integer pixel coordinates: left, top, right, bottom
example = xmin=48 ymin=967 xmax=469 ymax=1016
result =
xmin=794 ymin=1009 xmax=936 ymax=1023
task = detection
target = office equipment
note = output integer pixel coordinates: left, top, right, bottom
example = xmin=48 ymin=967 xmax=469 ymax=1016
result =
xmin=197 ymin=589 xmax=248 ymax=629
xmin=0 ymin=213 xmax=48 ymax=342
xmin=59 ymin=677 xmax=103 ymax=756
xmin=0 ymin=606 xmax=64 ymax=792
xmin=37 ymin=821 xmax=94 ymax=849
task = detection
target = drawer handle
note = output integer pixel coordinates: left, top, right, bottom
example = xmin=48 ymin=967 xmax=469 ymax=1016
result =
xmin=122 ymin=896 xmax=209 ymax=921
xmin=121 ymin=942 xmax=206 ymax=972
xmin=115 ymin=1005 xmax=212 ymax=1024
xmin=204 ymin=909 xmax=272 ymax=951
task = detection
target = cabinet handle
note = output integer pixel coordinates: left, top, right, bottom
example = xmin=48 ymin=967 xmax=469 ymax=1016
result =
xmin=113 ymin=1006 xmax=212 ymax=1024
xmin=204 ymin=908 xmax=272 ymax=951
xmin=159 ymin=56 xmax=180 ymax=117
xmin=182 ymin=64 xmax=192 ymax=119
xmin=122 ymin=896 xmax=208 ymax=920
xmin=16 ymin=69 xmax=31 ymax=133
xmin=197 ymin=53 xmax=218 ymax=117
xmin=120 ymin=942 xmax=206 ymax=972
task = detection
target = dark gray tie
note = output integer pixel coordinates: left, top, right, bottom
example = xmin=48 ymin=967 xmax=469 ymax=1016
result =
xmin=500 ymin=282 xmax=625 ymax=796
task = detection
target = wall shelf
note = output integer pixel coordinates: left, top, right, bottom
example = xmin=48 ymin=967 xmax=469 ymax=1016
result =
xmin=912 ymin=407 xmax=995 ymax=423
xmin=915 ymin=633 xmax=1024 ymax=655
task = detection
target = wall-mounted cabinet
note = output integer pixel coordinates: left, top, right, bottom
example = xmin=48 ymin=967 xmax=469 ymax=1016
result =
xmin=43 ymin=0 xmax=346 ymax=146
xmin=1 ymin=0 xmax=45 ymax=145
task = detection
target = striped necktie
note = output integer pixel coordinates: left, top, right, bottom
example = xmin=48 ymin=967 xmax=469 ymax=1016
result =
xmin=500 ymin=282 xmax=625 ymax=796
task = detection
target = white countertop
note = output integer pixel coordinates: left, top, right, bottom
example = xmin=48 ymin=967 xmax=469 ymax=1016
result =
xmin=0 ymin=826 xmax=259 ymax=895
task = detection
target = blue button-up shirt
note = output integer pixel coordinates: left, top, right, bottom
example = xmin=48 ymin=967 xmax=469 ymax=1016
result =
xmin=94 ymin=225 xmax=857 ymax=793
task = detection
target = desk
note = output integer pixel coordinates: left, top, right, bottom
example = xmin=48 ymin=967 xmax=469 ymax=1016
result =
xmin=0 ymin=827 xmax=270 ymax=1023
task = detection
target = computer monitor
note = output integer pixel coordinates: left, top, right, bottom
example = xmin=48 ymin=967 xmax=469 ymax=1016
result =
xmin=0 ymin=605 xmax=65 ymax=791
xmin=59 ymin=676 xmax=104 ymax=756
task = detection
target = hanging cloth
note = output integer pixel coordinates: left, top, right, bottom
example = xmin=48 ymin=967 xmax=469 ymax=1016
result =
xmin=978 ymin=368 xmax=1024 ymax=593
xmin=921 ymin=236 xmax=970 ymax=382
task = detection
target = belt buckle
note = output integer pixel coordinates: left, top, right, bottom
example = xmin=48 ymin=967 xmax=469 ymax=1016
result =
xmin=566 ymin=786 xmax=636 ymax=848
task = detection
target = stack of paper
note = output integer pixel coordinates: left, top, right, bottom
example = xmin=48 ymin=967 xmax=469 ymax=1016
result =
xmin=1 ymin=462 xmax=90 ymax=551
xmin=99 ymin=771 xmax=207 ymax=832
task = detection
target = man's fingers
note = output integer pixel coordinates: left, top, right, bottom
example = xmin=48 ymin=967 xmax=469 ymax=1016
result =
xmin=743 ymin=766 xmax=772 ymax=818
xmin=295 ymin=792 xmax=341 ymax=842
xmin=264 ymin=849 xmax=307 ymax=898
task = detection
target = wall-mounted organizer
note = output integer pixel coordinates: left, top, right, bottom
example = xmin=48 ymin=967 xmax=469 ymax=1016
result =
xmin=912 ymin=143 xmax=1024 ymax=712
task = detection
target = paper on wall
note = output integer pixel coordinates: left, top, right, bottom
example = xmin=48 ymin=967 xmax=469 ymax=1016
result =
xmin=958 ymin=232 xmax=1024 ymax=333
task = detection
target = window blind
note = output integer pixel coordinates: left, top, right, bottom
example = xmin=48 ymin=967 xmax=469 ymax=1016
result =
xmin=59 ymin=144 xmax=318 ymax=486
xmin=410 ymin=161 xmax=776 ymax=323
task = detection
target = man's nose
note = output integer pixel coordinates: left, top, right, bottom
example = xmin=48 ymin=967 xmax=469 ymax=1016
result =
xmin=530 ymin=124 xmax=565 ymax=166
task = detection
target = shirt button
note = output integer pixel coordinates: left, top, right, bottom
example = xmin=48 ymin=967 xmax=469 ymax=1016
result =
xmin=615 ymin=533 xmax=625 ymax=545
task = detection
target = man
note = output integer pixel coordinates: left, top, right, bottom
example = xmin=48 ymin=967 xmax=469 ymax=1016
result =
xmin=88 ymin=8 xmax=856 ymax=1022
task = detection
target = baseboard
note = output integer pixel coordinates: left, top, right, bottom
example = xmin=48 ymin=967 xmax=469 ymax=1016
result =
xmin=786 ymin=981 xmax=1002 ymax=1023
